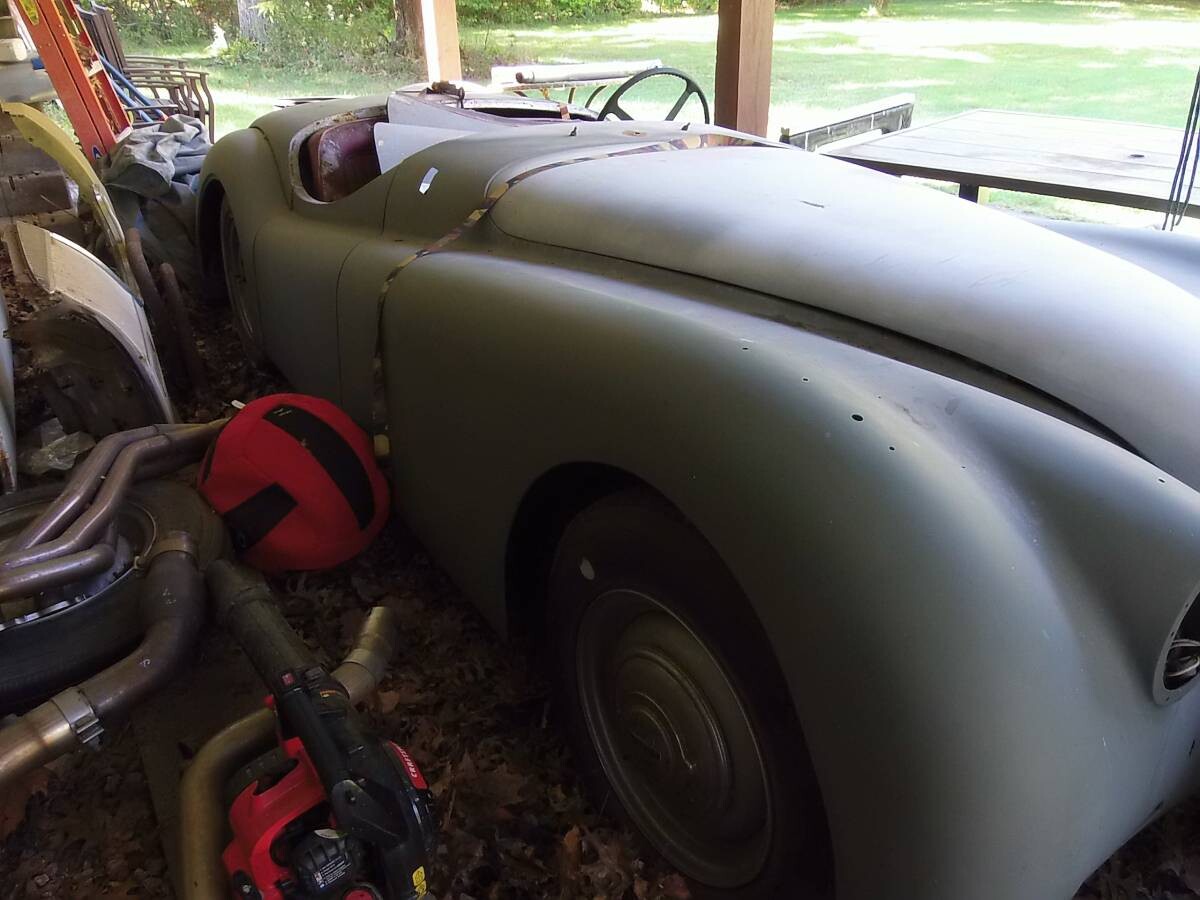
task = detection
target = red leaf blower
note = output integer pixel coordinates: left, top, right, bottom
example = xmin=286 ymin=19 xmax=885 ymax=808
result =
xmin=208 ymin=561 xmax=437 ymax=900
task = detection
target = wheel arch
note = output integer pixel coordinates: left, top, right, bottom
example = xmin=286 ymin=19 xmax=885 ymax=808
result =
xmin=504 ymin=461 xmax=644 ymax=642
xmin=502 ymin=457 xmax=798 ymax=651
xmin=195 ymin=127 xmax=289 ymax=295
xmin=196 ymin=177 xmax=226 ymax=303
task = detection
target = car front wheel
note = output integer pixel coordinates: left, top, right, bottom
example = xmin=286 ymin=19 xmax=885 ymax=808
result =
xmin=218 ymin=197 xmax=267 ymax=366
xmin=546 ymin=489 xmax=833 ymax=898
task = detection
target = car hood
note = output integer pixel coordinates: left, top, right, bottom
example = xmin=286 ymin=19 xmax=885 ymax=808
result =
xmin=490 ymin=144 xmax=1200 ymax=489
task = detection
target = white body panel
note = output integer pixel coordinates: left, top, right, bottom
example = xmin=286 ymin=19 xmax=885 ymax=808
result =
xmin=13 ymin=221 xmax=174 ymax=423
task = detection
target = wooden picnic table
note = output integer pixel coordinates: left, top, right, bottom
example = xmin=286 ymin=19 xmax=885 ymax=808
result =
xmin=825 ymin=108 xmax=1199 ymax=218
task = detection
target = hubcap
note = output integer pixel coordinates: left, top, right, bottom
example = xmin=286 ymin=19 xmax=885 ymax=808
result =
xmin=576 ymin=588 xmax=771 ymax=887
xmin=220 ymin=209 xmax=257 ymax=346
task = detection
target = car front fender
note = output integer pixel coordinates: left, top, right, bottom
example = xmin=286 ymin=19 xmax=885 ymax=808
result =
xmin=382 ymin=247 xmax=1200 ymax=900
xmin=196 ymin=127 xmax=289 ymax=323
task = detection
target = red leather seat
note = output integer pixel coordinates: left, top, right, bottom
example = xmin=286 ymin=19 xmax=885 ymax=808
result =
xmin=302 ymin=117 xmax=382 ymax=202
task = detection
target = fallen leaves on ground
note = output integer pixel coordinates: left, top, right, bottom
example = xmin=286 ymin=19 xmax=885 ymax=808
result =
xmin=1 ymin=726 xmax=171 ymax=897
xmin=0 ymin=769 xmax=49 ymax=842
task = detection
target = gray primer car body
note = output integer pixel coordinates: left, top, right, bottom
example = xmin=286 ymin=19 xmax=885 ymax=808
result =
xmin=199 ymin=94 xmax=1200 ymax=900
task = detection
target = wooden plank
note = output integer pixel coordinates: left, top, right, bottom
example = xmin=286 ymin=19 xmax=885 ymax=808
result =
xmin=841 ymin=152 xmax=1198 ymax=215
xmin=895 ymin=125 xmax=1181 ymax=171
xmin=878 ymin=110 xmax=1184 ymax=157
xmin=841 ymin=142 xmax=1174 ymax=195
xmin=714 ymin=0 xmax=773 ymax=136
xmin=921 ymin=120 xmax=1185 ymax=161
xmin=828 ymin=108 xmax=1199 ymax=216
xmin=959 ymin=108 xmax=1184 ymax=139
xmin=948 ymin=118 xmax=1183 ymax=150
xmin=861 ymin=133 xmax=1179 ymax=182
xmin=840 ymin=131 xmax=1178 ymax=189
xmin=421 ymin=0 xmax=461 ymax=83
xmin=910 ymin=115 xmax=1182 ymax=157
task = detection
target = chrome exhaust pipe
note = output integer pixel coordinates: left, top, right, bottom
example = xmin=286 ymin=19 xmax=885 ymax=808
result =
xmin=3 ymin=425 xmax=161 ymax=553
xmin=0 ymin=534 xmax=204 ymax=790
xmin=0 ymin=421 xmax=224 ymax=574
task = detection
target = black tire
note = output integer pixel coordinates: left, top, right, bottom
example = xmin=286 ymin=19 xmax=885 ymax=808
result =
xmin=0 ymin=480 xmax=227 ymax=714
xmin=200 ymin=187 xmax=230 ymax=308
xmin=218 ymin=197 xmax=268 ymax=367
xmin=546 ymin=489 xmax=833 ymax=899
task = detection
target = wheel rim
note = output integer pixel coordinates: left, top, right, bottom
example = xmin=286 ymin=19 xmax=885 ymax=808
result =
xmin=576 ymin=588 xmax=771 ymax=887
xmin=0 ymin=496 xmax=155 ymax=630
xmin=219 ymin=207 xmax=258 ymax=349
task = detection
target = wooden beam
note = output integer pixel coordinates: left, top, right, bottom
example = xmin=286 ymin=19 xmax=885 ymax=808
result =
xmin=421 ymin=0 xmax=462 ymax=83
xmin=713 ymin=0 xmax=774 ymax=137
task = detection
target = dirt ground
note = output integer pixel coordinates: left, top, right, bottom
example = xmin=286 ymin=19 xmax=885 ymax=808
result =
xmin=4 ymin=269 xmax=1200 ymax=899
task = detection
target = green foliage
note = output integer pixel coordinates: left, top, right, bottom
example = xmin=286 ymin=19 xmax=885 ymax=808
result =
xmin=457 ymin=0 xmax=642 ymax=26
xmin=253 ymin=0 xmax=398 ymax=69
xmin=193 ymin=0 xmax=416 ymax=75
xmin=647 ymin=0 xmax=717 ymax=13
xmin=107 ymin=0 xmax=234 ymax=41
xmin=217 ymin=35 xmax=263 ymax=64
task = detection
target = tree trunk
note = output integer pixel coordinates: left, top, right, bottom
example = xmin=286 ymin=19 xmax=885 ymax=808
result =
xmin=237 ymin=0 xmax=268 ymax=44
xmin=394 ymin=0 xmax=424 ymax=56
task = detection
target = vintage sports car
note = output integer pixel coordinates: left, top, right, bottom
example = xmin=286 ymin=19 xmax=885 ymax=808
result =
xmin=198 ymin=82 xmax=1200 ymax=900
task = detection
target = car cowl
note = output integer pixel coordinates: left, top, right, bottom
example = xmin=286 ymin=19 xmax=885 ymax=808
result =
xmin=488 ymin=139 xmax=1200 ymax=490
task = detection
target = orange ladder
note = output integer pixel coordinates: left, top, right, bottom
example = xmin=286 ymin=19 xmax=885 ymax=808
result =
xmin=9 ymin=0 xmax=129 ymax=161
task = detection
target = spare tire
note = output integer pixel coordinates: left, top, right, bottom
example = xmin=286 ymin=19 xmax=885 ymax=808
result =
xmin=0 ymin=480 xmax=226 ymax=714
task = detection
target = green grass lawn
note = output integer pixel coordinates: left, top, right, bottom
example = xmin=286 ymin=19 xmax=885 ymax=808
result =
xmin=132 ymin=0 xmax=1200 ymax=224
xmin=465 ymin=0 xmax=1200 ymax=223
xmin=468 ymin=0 xmax=1200 ymax=130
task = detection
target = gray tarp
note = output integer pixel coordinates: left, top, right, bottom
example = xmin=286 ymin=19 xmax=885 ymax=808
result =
xmin=101 ymin=115 xmax=210 ymax=288
xmin=102 ymin=114 xmax=209 ymax=197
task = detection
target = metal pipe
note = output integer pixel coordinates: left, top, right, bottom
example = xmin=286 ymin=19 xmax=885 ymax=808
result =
xmin=159 ymin=263 xmax=209 ymax=396
xmin=126 ymin=425 xmax=226 ymax=488
xmin=0 ymin=541 xmax=115 ymax=603
xmin=136 ymin=449 xmax=212 ymax=484
xmin=0 ymin=699 xmax=76 ymax=783
xmin=6 ymin=425 xmax=160 ymax=553
xmin=336 ymin=606 xmax=397 ymax=699
xmin=126 ymin=228 xmax=184 ymax=391
xmin=5 ymin=437 xmax=172 ymax=570
xmin=0 ymin=535 xmax=204 ymax=790
xmin=0 ymin=422 xmax=223 ymax=573
xmin=178 ymin=606 xmax=397 ymax=900
xmin=85 ymin=536 xmax=205 ymax=719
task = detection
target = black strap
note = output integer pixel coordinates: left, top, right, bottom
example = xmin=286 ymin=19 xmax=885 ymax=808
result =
xmin=224 ymin=483 xmax=298 ymax=553
xmin=263 ymin=404 xmax=375 ymax=529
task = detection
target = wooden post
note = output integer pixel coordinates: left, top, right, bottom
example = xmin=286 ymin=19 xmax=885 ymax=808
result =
xmin=421 ymin=0 xmax=462 ymax=83
xmin=237 ymin=0 xmax=268 ymax=44
xmin=714 ymin=0 xmax=774 ymax=137
xmin=395 ymin=0 xmax=424 ymax=57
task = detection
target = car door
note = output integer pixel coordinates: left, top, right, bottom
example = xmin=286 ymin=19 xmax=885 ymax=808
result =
xmin=253 ymin=149 xmax=399 ymax=404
